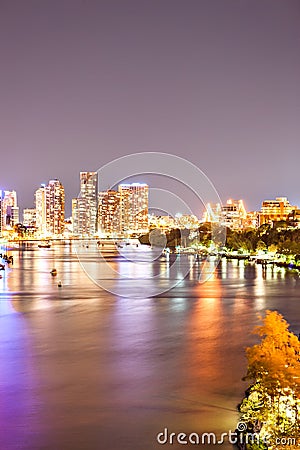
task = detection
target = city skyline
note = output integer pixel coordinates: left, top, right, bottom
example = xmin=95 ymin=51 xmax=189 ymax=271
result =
xmin=2 ymin=175 xmax=300 ymax=239
xmin=1 ymin=1 xmax=299 ymax=214
xmin=2 ymin=171 xmax=300 ymax=220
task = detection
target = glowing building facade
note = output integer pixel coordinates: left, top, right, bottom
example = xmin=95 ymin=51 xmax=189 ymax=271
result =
xmin=1 ymin=190 xmax=19 ymax=229
xmin=46 ymin=179 xmax=65 ymax=235
xmin=98 ymin=190 xmax=121 ymax=236
xmin=35 ymin=186 xmax=46 ymax=234
xmin=221 ymin=199 xmax=247 ymax=229
xmin=204 ymin=199 xmax=247 ymax=230
xmin=35 ymin=180 xmax=65 ymax=236
xmin=288 ymin=209 xmax=300 ymax=228
xmin=119 ymin=183 xmax=149 ymax=233
xmin=23 ymin=208 xmax=37 ymax=227
xmin=259 ymin=197 xmax=297 ymax=226
xmin=73 ymin=172 xmax=98 ymax=236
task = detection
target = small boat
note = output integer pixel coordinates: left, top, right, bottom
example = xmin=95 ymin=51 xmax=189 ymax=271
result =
xmin=38 ymin=241 xmax=51 ymax=249
xmin=50 ymin=268 xmax=57 ymax=276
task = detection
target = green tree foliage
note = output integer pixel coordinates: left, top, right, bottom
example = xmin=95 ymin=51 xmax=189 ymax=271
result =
xmin=225 ymin=226 xmax=300 ymax=256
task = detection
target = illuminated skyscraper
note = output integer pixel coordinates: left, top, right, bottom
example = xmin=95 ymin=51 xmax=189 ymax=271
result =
xmin=71 ymin=198 xmax=79 ymax=235
xmin=1 ymin=190 xmax=18 ymax=229
xmin=98 ymin=190 xmax=121 ymax=236
xmin=72 ymin=197 xmax=87 ymax=236
xmin=73 ymin=172 xmax=98 ymax=236
xmin=118 ymin=183 xmax=149 ymax=233
xmin=10 ymin=207 xmax=19 ymax=227
xmin=35 ymin=180 xmax=65 ymax=236
xmin=23 ymin=208 xmax=36 ymax=227
xmin=35 ymin=185 xmax=46 ymax=234
xmin=46 ymin=180 xmax=65 ymax=235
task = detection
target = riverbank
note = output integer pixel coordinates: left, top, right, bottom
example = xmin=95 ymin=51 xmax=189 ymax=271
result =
xmin=1 ymin=245 xmax=300 ymax=450
xmin=223 ymin=252 xmax=300 ymax=271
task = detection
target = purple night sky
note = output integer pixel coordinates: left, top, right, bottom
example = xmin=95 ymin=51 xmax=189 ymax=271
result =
xmin=0 ymin=0 xmax=299 ymax=216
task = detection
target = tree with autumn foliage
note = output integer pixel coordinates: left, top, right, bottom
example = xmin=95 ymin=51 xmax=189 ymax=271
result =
xmin=239 ymin=311 xmax=300 ymax=449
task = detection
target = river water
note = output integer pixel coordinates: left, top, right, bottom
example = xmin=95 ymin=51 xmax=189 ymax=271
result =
xmin=0 ymin=243 xmax=300 ymax=450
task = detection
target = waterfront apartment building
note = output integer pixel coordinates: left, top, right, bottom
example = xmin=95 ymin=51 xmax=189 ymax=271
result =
xmin=35 ymin=180 xmax=65 ymax=236
xmin=204 ymin=199 xmax=247 ymax=230
xmin=98 ymin=190 xmax=121 ymax=236
xmin=10 ymin=207 xmax=19 ymax=227
xmin=23 ymin=208 xmax=36 ymax=227
xmin=46 ymin=179 xmax=65 ymax=235
xmin=72 ymin=198 xmax=79 ymax=235
xmin=72 ymin=197 xmax=89 ymax=236
xmin=35 ymin=186 xmax=46 ymax=234
xmin=118 ymin=183 xmax=149 ymax=233
xmin=221 ymin=199 xmax=247 ymax=230
xmin=259 ymin=197 xmax=297 ymax=226
xmin=288 ymin=209 xmax=300 ymax=228
xmin=245 ymin=211 xmax=259 ymax=229
xmin=73 ymin=172 xmax=98 ymax=236
xmin=1 ymin=190 xmax=19 ymax=230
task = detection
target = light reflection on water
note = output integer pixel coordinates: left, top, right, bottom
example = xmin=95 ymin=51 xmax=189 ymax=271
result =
xmin=0 ymin=244 xmax=300 ymax=450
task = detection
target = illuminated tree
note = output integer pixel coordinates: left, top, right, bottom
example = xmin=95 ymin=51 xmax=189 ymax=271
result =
xmin=268 ymin=244 xmax=277 ymax=254
xmin=239 ymin=311 xmax=300 ymax=448
xmin=256 ymin=240 xmax=267 ymax=252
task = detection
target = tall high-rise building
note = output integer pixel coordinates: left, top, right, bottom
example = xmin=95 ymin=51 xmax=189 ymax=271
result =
xmin=98 ymin=190 xmax=121 ymax=236
xmin=46 ymin=180 xmax=65 ymax=235
xmin=23 ymin=208 xmax=36 ymax=227
xmin=118 ymin=183 xmax=149 ymax=233
xmin=10 ymin=206 xmax=19 ymax=227
xmin=35 ymin=185 xmax=46 ymax=234
xmin=1 ymin=190 xmax=18 ymax=229
xmin=35 ymin=180 xmax=65 ymax=236
xmin=71 ymin=198 xmax=79 ymax=235
xmin=72 ymin=197 xmax=87 ymax=236
xmin=73 ymin=172 xmax=98 ymax=236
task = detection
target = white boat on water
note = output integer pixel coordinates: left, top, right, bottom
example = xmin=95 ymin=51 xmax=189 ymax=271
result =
xmin=97 ymin=238 xmax=163 ymax=261
xmin=97 ymin=238 xmax=145 ymax=252
xmin=38 ymin=241 xmax=51 ymax=249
